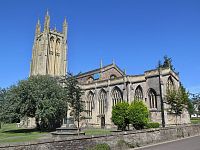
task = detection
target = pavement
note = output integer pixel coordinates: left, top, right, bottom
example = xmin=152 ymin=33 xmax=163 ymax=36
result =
xmin=131 ymin=135 xmax=200 ymax=150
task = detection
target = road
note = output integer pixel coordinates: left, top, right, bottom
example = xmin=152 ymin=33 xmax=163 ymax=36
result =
xmin=132 ymin=135 xmax=200 ymax=150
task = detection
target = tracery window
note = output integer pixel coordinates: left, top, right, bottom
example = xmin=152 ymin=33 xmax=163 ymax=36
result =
xmin=134 ymin=85 xmax=143 ymax=101
xmin=98 ymin=89 xmax=107 ymax=115
xmin=148 ymin=89 xmax=157 ymax=109
xmin=50 ymin=36 xmax=54 ymax=55
xmin=86 ymin=91 xmax=94 ymax=117
xmin=55 ymin=38 xmax=61 ymax=55
xmin=111 ymin=87 xmax=123 ymax=106
xmin=167 ymin=77 xmax=174 ymax=91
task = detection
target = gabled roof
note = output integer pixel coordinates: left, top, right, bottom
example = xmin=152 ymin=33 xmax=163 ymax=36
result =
xmin=76 ymin=63 xmax=125 ymax=78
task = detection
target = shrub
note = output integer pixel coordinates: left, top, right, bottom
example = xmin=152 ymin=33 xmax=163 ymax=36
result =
xmin=146 ymin=122 xmax=160 ymax=129
xmin=111 ymin=102 xmax=129 ymax=130
xmin=128 ymin=100 xmax=148 ymax=130
xmin=89 ymin=143 xmax=110 ymax=150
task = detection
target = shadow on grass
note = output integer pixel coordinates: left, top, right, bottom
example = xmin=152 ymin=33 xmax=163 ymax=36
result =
xmin=3 ymin=128 xmax=56 ymax=134
xmin=3 ymin=128 xmax=40 ymax=133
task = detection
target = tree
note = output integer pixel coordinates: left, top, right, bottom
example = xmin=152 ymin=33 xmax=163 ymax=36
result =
xmin=165 ymin=85 xmax=189 ymax=124
xmin=63 ymin=73 xmax=84 ymax=134
xmin=111 ymin=102 xmax=129 ymax=131
xmin=190 ymin=93 xmax=200 ymax=117
xmin=162 ymin=55 xmax=174 ymax=71
xmin=187 ymin=100 xmax=194 ymax=118
xmin=0 ymin=88 xmax=6 ymax=129
xmin=128 ymin=100 xmax=148 ymax=130
xmin=5 ymin=75 xmax=68 ymax=130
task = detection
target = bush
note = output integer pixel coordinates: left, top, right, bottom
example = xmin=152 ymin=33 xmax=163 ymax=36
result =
xmin=146 ymin=122 xmax=160 ymax=129
xmin=89 ymin=143 xmax=110 ymax=150
xmin=128 ymin=101 xmax=148 ymax=130
xmin=111 ymin=102 xmax=129 ymax=130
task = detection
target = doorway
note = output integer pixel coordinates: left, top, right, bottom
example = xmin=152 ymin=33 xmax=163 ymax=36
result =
xmin=101 ymin=116 xmax=105 ymax=128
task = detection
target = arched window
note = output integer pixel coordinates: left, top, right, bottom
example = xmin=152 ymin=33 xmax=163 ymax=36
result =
xmin=55 ymin=38 xmax=61 ymax=54
xmin=134 ymin=85 xmax=143 ymax=101
xmin=110 ymin=74 xmax=117 ymax=79
xmin=111 ymin=87 xmax=123 ymax=106
xmin=87 ymin=76 xmax=94 ymax=83
xmin=148 ymin=89 xmax=157 ymax=109
xmin=50 ymin=36 xmax=54 ymax=42
xmin=86 ymin=91 xmax=94 ymax=117
xmin=167 ymin=76 xmax=174 ymax=91
xmin=50 ymin=36 xmax=54 ymax=54
xmin=98 ymin=89 xmax=107 ymax=115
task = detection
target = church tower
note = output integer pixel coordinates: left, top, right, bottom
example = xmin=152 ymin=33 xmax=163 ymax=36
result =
xmin=30 ymin=11 xmax=68 ymax=77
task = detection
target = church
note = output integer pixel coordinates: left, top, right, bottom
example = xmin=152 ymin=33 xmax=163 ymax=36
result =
xmin=30 ymin=12 xmax=190 ymax=128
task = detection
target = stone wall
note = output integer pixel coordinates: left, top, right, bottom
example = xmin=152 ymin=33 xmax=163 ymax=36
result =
xmin=1 ymin=124 xmax=200 ymax=150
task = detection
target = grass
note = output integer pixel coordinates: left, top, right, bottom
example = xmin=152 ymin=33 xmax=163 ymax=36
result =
xmin=0 ymin=124 xmax=50 ymax=143
xmin=191 ymin=118 xmax=200 ymax=124
xmin=83 ymin=128 xmax=111 ymax=136
xmin=0 ymin=124 xmax=113 ymax=143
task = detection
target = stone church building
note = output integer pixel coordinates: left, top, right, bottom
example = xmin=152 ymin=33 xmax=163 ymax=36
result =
xmin=29 ymin=12 xmax=190 ymax=128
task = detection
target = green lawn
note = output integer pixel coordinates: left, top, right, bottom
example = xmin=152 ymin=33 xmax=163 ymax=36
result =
xmin=0 ymin=124 xmax=50 ymax=143
xmin=83 ymin=128 xmax=111 ymax=136
xmin=0 ymin=124 xmax=113 ymax=143
xmin=191 ymin=118 xmax=200 ymax=124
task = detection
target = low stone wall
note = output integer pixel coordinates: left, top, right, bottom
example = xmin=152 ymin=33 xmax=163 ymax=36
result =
xmin=1 ymin=124 xmax=200 ymax=150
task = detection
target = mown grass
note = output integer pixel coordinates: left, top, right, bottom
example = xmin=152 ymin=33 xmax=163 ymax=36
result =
xmin=83 ymin=128 xmax=111 ymax=136
xmin=0 ymin=124 xmax=49 ymax=143
xmin=0 ymin=124 xmax=114 ymax=143
xmin=191 ymin=118 xmax=200 ymax=124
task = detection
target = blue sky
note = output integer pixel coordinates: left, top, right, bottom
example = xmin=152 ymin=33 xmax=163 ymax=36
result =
xmin=0 ymin=0 xmax=200 ymax=93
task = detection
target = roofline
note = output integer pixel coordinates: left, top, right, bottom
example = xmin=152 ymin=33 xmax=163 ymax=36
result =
xmin=76 ymin=63 xmax=125 ymax=78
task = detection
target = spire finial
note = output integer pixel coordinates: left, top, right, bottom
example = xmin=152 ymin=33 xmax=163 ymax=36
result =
xmin=100 ymin=59 xmax=103 ymax=68
xmin=46 ymin=9 xmax=49 ymax=16
xmin=63 ymin=17 xmax=67 ymax=26
xmin=64 ymin=17 xmax=67 ymax=23
xmin=112 ymin=59 xmax=115 ymax=65
xmin=44 ymin=9 xmax=50 ymax=32
xmin=124 ymin=69 xmax=126 ymax=75
xmin=37 ymin=18 xmax=40 ymax=25
xmin=54 ymin=24 xmax=56 ymax=31
xmin=35 ymin=18 xmax=41 ymax=35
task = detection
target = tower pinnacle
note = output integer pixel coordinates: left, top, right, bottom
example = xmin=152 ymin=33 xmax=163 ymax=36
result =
xmin=44 ymin=10 xmax=50 ymax=32
xmin=63 ymin=17 xmax=68 ymax=39
xmin=35 ymin=18 xmax=41 ymax=35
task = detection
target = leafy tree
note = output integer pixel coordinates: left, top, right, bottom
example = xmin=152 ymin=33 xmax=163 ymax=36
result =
xmin=165 ymin=85 xmax=189 ymax=124
xmin=63 ymin=73 xmax=84 ymax=134
xmin=162 ymin=55 xmax=174 ymax=71
xmin=0 ymin=88 xmax=6 ymax=128
xmin=111 ymin=102 xmax=129 ymax=131
xmin=187 ymin=100 xmax=194 ymax=118
xmin=190 ymin=93 xmax=200 ymax=117
xmin=128 ymin=100 xmax=148 ymax=130
xmin=5 ymin=75 xmax=68 ymax=130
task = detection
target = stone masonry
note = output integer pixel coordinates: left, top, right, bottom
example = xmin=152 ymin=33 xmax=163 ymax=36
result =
xmin=0 ymin=124 xmax=200 ymax=150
